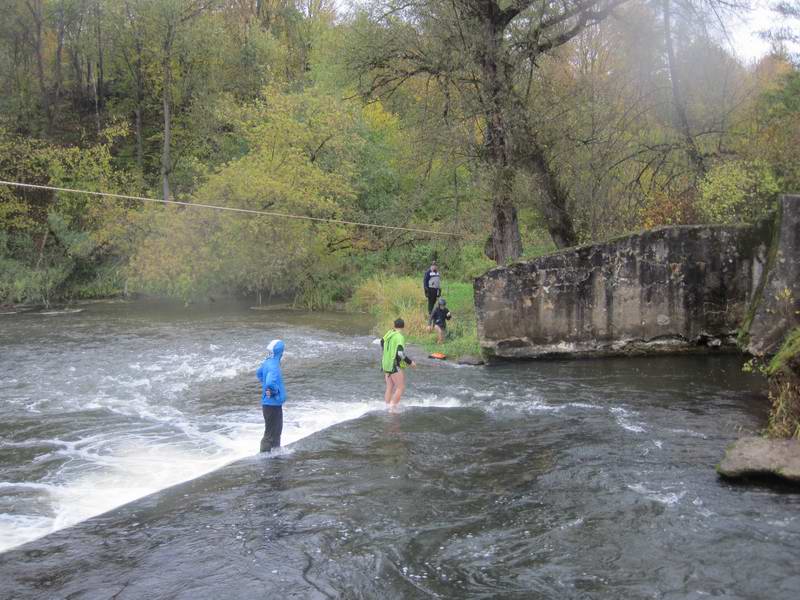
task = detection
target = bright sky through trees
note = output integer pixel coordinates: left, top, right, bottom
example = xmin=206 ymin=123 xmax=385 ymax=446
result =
xmin=727 ymin=1 xmax=799 ymax=59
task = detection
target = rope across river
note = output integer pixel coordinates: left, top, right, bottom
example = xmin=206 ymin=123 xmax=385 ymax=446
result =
xmin=0 ymin=180 xmax=463 ymax=238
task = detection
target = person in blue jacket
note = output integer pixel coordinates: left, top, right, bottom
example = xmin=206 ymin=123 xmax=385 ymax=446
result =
xmin=256 ymin=339 xmax=286 ymax=453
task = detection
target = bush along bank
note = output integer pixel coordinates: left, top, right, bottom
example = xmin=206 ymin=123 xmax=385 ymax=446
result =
xmin=717 ymin=197 xmax=800 ymax=483
xmin=350 ymin=275 xmax=481 ymax=360
xmin=765 ymin=328 xmax=800 ymax=439
xmin=717 ymin=335 xmax=800 ymax=482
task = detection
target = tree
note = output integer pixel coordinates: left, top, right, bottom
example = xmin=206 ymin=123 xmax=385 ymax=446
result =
xmin=762 ymin=1 xmax=800 ymax=56
xmin=143 ymin=0 xmax=216 ymax=202
xmin=349 ymin=0 xmax=630 ymax=261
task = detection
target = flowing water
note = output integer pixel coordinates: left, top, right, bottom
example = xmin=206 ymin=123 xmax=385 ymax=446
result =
xmin=0 ymin=301 xmax=798 ymax=599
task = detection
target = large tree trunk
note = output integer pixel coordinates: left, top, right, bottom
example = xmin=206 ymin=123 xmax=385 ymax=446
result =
xmin=520 ymin=143 xmax=578 ymax=248
xmin=161 ymin=84 xmax=172 ymax=202
xmin=161 ymin=29 xmax=174 ymax=202
xmin=93 ymin=67 xmax=101 ymax=135
xmin=134 ymin=38 xmax=145 ymax=171
xmin=484 ymin=128 xmax=523 ymax=263
xmin=135 ymin=105 xmax=144 ymax=171
xmin=478 ymin=3 xmax=523 ymax=263
xmin=69 ymin=48 xmax=83 ymax=104
xmin=53 ymin=2 xmax=66 ymax=112
xmin=662 ymin=0 xmax=706 ymax=178
xmin=122 ymin=0 xmax=146 ymax=173
xmin=95 ymin=1 xmax=104 ymax=110
xmin=487 ymin=166 xmax=522 ymax=262
xmin=27 ymin=0 xmax=52 ymax=132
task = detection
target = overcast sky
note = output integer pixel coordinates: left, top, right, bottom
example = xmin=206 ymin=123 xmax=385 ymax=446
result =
xmin=727 ymin=0 xmax=779 ymax=61
xmin=340 ymin=1 xmax=797 ymax=63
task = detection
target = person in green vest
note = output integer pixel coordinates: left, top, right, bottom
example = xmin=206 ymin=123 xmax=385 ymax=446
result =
xmin=381 ymin=318 xmax=416 ymax=409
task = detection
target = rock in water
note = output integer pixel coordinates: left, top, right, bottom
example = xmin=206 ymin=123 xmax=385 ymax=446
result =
xmin=457 ymin=355 xmax=486 ymax=366
xmin=717 ymin=436 xmax=800 ymax=484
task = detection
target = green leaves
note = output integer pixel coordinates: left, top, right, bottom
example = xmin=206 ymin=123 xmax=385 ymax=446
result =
xmin=128 ymin=84 xmax=358 ymax=301
xmin=698 ymin=160 xmax=780 ymax=225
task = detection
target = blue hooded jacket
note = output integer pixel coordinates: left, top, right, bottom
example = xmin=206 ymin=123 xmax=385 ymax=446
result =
xmin=256 ymin=339 xmax=286 ymax=406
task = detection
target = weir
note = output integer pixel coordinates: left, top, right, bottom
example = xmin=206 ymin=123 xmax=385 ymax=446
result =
xmin=475 ymin=195 xmax=800 ymax=360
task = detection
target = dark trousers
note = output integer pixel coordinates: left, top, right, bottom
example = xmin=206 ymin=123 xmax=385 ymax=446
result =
xmin=426 ymin=288 xmax=439 ymax=314
xmin=260 ymin=404 xmax=283 ymax=452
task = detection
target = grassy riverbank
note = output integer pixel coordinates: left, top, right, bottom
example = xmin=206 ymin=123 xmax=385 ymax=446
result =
xmin=766 ymin=328 xmax=800 ymax=439
xmin=350 ymin=275 xmax=481 ymax=359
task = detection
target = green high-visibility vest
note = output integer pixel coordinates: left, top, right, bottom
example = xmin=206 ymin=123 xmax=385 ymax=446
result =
xmin=382 ymin=329 xmax=405 ymax=373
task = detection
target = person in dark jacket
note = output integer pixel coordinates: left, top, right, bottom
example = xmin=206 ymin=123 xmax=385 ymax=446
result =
xmin=428 ymin=298 xmax=452 ymax=344
xmin=423 ymin=262 xmax=441 ymax=315
xmin=256 ymin=339 xmax=286 ymax=453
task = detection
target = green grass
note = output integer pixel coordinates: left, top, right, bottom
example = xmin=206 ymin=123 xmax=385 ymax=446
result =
xmin=767 ymin=328 xmax=800 ymax=376
xmin=767 ymin=376 xmax=800 ymax=439
xmin=350 ymin=275 xmax=481 ymax=359
xmin=765 ymin=328 xmax=800 ymax=439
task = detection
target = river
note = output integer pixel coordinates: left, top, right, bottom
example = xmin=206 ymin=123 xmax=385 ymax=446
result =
xmin=0 ymin=301 xmax=798 ymax=599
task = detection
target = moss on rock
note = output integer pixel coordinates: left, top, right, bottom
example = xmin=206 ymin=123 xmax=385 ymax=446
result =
xmin=737 ymin=209 xmax=781 ymax=349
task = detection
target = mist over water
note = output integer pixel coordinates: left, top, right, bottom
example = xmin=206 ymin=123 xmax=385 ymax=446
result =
xmin=1 ymin=301 xmax=799 ymax=599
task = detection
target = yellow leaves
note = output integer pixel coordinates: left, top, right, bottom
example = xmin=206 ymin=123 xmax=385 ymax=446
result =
xmin=362 ymin=101 xmax=399 ymax=133
xmin=129 ymin=83 xmax=362 ymax=299
xmin=0 ymin=190 xmax=33 ymax=231
xmin=640 ymin=190 xmax=698 ymax=229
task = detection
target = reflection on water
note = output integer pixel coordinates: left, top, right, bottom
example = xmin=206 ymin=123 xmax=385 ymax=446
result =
xmin=1 ymin=301 xmax=798 ymax=599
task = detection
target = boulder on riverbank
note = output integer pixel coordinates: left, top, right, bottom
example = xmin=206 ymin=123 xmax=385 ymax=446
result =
xmin=717 ymin=436 xmax=800 ymax=484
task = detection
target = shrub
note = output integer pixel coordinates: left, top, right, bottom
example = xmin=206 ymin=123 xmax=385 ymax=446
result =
xmin=697 ymin=160 xmax=780 ymax=225
xmin=766 ymin=328 xmax=800 ymax=439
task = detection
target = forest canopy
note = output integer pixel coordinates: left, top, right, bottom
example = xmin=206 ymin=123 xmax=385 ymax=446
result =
xmin=0 ymin=0 xmax=798 ymax=306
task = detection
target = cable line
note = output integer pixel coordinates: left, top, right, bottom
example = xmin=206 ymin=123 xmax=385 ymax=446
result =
xmin=0 ymin=180 xmax=462 ymax=238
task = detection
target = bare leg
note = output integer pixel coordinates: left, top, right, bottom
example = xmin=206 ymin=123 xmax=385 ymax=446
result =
xmin=435 ymin=325 xmax=444 ymax=344
xmin=384 ymin=373 xmax=395 ymax=406
xmin=390 ymin=370 xmax=406 ymax=407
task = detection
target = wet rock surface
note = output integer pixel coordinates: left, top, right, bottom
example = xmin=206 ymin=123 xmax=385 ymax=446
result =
xmin=718 ymin=436 xmax=800 ymax=483
xmin=456 ymin=355 xmax=486 ymax=366
xmin=475 ymin=225 xmax=768 ymax=359
xmin=474 ymin=195 xmax=800 ymax=361
xmin=745 ymin=195 xmax=800 ymax=356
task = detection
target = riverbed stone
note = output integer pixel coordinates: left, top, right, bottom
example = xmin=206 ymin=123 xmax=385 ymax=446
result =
xmin=475 ymin=225 xmax=769 ymax=359
xmin=717 ymin=436 xmax=800 ymax=483
xmin=456 ymin=355 xmax=486 ymax=366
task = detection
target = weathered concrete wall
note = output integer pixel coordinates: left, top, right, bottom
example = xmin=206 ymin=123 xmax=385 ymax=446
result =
xmin=742 ymin=195 xmax=800 ymax=356
xmin=475 ymin=223 xmax=772 ymax=359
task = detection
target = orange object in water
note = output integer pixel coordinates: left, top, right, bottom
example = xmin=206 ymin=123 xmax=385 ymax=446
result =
xmin=429 ymin=352 xmax=447 ymax=360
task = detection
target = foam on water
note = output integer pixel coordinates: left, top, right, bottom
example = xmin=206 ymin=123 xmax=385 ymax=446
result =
xmin=36 ymin=308 xmax=84 ymax=316
xmin=627 ymin=483 xmax=687 ymax=505
xmin=1 ymin=308 xmax=501 ymax=554
xmin=0 ymin=360 xmax=492 ymax=554
xmin=611 ymin=406 xmax=647 ymax=433
xmin=0 ymin=321 xmax=396 ymax=553
xmin=0 ymin=395 xmax=391 ymax=553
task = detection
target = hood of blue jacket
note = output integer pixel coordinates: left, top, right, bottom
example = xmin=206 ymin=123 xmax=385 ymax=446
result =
xmin=265 ymin=339 xmax=284 ymax=362
xmin=258 ymin=339 xmax=286 ymax=406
